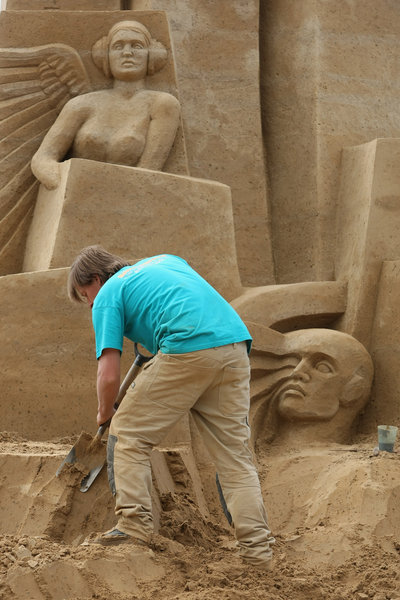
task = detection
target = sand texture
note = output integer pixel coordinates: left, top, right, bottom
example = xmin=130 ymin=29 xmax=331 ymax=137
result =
xmin=0 ymin=431 xmax=399 ymax=600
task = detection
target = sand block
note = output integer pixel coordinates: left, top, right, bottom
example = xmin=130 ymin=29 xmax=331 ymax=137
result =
xmin=39 ymin=561 xmax=91 ymax=599
xmin=23 ymin=159 xmax=243 ymax=300
xmin=0 ymin=448 xmax=116 ymax=542
xmin=264 ymin=445 xmax=400 ymax=566
xmin=0 ymin=267 xmax=136 ymax=440
xmin=364 ymin=260 xmax=400 ymax=429
xmin=152 ymin=446 xmax=209 ymax=521
xmin=151 ymin=450 xmax=175 ymax=495
xmin=178 ymin=446 xmax=210 ymax=519
xmin=84 ymin=550 xmax=165 ymax=592
xmin=336 ymin=138 xmax=400 ymax=347
xmin=2 ymin=0 xmax=120 ymax=8
xmin=231 ymin=280 xmax=347 ymax=331
xmin=7 ymin=565 xmax=44 ymax=600
xmin=0 ymin=454 xmax=63 ymax=536
xmin=152 ymin=413 xmax=209 ymax=519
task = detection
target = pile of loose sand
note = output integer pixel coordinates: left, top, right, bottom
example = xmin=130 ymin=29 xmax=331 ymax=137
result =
xmin=1 ymin=432 xmax=400 ymax=600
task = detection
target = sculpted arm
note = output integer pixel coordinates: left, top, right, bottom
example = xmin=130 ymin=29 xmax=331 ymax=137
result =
xmin=31 ymin=98 xmax=88 ymax=189
xmin=137 ymin=93 xmax=180 ymax=171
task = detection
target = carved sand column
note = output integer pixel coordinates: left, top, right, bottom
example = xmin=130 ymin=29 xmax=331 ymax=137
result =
xmin=335 ymin=139 xmax=400 ymax=348
xmin=366 ymin=260 xmax=400 ymax=430
xmin=335 ymin=138 xmax=400 ymax=432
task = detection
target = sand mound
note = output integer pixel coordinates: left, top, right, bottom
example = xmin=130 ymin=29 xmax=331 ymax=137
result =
xmin=1 ymin=432 xmax=400 ymax=599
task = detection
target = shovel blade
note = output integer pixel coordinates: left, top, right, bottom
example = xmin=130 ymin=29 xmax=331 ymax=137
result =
xmin=56 ymin=431 xmax=107 ymax=493
xmin=80 ymin=463 xmax=105 ymax=492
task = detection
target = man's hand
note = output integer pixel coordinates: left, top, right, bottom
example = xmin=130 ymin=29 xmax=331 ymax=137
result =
xmin=97 ymin=348 xmax=121 ymax=427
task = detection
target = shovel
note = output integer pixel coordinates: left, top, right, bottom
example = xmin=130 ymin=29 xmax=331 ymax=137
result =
xmin=56 ymin=343 xmax=152 ymax=492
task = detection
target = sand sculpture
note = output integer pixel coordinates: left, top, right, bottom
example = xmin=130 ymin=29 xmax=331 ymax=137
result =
xmin=31 ymin=20 xmax=181 ymax=190
xmin=0 ymin=15 xmax=187 ymax=275
xmin=249 ymin=328 xmax=374 ymax=448
xmin=1 ymin=3 xmax=400 ymax=600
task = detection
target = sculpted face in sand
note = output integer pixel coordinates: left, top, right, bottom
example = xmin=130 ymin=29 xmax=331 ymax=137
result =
xmin=276 ymin=329 xmax=373 ymax=422
xmin=31 ymin=20 xmax=181 ymax=190
xmin=249 ymin=328 xmax=374 ymax=447
xmin=108 ymin=28 xmax=149 ymax=82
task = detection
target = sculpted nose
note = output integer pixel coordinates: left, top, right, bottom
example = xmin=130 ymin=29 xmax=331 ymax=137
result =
xmin=122 ymin=44 xmax=133 ymax=55
xmin=292 ymin=359 xmax=311 ymax=382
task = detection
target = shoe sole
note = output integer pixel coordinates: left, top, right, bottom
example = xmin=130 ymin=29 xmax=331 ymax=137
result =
xmin=95 ymin=537 xmax=132 ymax=546
xmin=94 ymin=536 xmax=148 ymax=547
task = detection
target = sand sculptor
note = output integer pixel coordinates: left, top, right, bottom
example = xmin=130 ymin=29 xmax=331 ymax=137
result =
xmin=67 ymin=245 xmax=275 ymax=569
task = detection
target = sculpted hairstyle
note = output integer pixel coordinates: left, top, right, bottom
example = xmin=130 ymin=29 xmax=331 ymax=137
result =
xmin=92 ymin=20 xmax=168 ymax=79
xmin=67 ymin=245 xmax=130 ymax=303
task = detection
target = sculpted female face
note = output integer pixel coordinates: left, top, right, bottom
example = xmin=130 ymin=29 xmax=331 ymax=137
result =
xmin=108 ymin=29 xmax=149 ymax=81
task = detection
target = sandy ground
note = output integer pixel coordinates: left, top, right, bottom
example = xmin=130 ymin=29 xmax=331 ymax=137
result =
xmin=1 ymin=431 xmax=400 ymax=600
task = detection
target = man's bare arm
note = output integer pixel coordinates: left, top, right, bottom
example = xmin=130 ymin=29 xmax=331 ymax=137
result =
xmin=97 ymin=348 xmax=121 ymax=426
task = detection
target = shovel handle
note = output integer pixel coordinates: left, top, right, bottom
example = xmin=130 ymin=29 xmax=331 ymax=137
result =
xmin=95 ymin=343 xmax=153 ymax=439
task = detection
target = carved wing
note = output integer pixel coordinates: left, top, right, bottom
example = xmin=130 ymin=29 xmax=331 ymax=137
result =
xmin=0 ymin=44 xmax=91 ymax=275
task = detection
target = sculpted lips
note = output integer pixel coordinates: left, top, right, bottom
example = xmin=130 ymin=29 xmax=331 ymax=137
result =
xmin=279 ymin=382 xmax=306 ymax=397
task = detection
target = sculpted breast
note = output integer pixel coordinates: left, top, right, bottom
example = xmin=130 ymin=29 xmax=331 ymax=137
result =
xmin=73 ymin=122 xmax=147 ymax=166
xmin=72 ymin=91 xmax=153 ymax=166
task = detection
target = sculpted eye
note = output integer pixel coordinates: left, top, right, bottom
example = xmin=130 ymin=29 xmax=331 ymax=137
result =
xmin=112 ymin=43 xmax=123 ymax=50
xmin=315 ymin=361 xmax=334 ymax=374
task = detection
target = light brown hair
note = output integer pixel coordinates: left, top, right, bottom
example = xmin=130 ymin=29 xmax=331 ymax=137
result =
xmin=67 ymin=245 xmax=130 ymax=303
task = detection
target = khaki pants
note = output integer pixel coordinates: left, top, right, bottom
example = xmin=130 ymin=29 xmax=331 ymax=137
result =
xmin=108 ymin=342 xmax=275 ymax=564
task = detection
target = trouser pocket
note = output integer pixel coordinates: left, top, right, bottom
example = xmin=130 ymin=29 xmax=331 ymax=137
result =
xmin=218 ymin=365 xmax=250 ymax=416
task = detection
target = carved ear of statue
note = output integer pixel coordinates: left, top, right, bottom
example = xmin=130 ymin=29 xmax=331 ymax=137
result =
xmin=92 ymin=35 xmax=111 ymax=78
xmin=340 ymin=371 xmax=369 ymax=408
xmin=148 ymin=41 xmax=168 ymax=75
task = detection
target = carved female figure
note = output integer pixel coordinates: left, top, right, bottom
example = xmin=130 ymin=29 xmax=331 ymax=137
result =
xmin=31 ymin=20 xmax=181 ymax=190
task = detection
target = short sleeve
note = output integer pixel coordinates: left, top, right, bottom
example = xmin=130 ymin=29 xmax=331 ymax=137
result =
xmin=92 ymin=305 xmax=124 ymax=359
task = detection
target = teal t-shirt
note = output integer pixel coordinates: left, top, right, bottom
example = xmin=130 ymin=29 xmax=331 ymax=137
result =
xmin=92 ymin=254 xmax=251 ymax=358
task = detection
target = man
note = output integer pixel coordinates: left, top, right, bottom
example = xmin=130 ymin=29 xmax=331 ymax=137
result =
xmin=68 ymin=246 xmax=275 ymax=569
